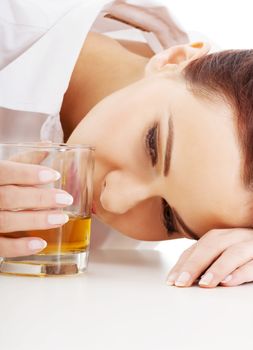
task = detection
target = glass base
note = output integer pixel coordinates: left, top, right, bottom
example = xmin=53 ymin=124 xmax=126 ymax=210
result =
xmin=0 ymin=251 xmax=89 ymax=277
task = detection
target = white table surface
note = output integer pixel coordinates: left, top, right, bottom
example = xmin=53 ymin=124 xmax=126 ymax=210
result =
xmin=1 ymin=248 xmax=253 ymax=350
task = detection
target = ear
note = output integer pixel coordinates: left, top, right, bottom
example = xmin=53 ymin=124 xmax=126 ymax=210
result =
xmin=145 ymin=42 xmax=211 ymax=77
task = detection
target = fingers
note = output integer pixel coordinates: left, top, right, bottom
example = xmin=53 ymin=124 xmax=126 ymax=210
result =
xmin=0 ymin=236 xmax=47 ymax=258
xmin=0 ymin=160 xmax=60 ymax=185
xmin=9 ymin=150 xmax=48 ymax=164
xmin=166 ymin=230 xmax=228 ymax=287
xmin=166 ymin=228 xmax=253 ymax=288
xmin=9 ymin=142 xmax=55 ymax=164
xmin=221 ymin=260 xmax=253 ymax=287
xmin=0 ymin=210 xmax=69 ymax=233
xmin=0 ymin=152 xmax=72 ymax=258
xmin=107 ymin=2 xmax=189 ymax=48
xmin=0 ymin=186 xmax=73 ymax=210
xmin=166 ymin=244 xmax=196 ymax=285
xmin=198 ymin=241 xmax=253 ymax=288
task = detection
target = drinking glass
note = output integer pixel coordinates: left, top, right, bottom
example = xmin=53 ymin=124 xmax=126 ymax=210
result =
xmin=0 ymin=143 xmax=94 ymax=276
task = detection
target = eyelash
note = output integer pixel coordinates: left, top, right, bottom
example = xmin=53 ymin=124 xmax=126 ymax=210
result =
xmin=162 ymin=199 xmax=177 ymax=234
xmin=145 ymin=124 xmax=158 ymax=166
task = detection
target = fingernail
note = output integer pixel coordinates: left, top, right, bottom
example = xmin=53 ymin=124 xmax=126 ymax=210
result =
xmin=28 ymin=239 xmax=47 ymax=251
xmin=39 ymin=170 xmax=61 ymax=183
xmin=175 ymin=272 xmax=191 ymax=287
xmin=48 ymin=213 xmax=69 ymax=225
xmin=199 ymin=272 xmax=213 ymax=286
xmin=166 ymin=272 xmax=178 ymax=286
xmin=221 ymin=274 xmax=233 ymax=283
xmin=55 ymin=193 xmax=73 ymax=205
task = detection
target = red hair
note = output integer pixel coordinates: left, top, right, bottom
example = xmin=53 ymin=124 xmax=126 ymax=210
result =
xmin=183 ymin=50 xmax=253 ymax=188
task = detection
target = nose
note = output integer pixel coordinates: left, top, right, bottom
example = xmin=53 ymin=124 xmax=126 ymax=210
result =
xmin=100 ymin=170 xmax=152 ymax=214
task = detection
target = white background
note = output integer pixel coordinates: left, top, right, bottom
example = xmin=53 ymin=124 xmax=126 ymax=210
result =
xmin=166 ymin=0 xmax=252 ymax=49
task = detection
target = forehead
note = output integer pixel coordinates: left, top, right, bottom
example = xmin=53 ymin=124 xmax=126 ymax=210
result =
xmin=163 ymin=80 xmax=252 ymax=231
xmin=167 ymin=80 xmax=241 ymax=173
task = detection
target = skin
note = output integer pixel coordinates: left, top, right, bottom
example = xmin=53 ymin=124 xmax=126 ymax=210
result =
xmin=61 ymin=33 xmax=253 ymax=243
xmin=0 ymin=160 xmax=72 ymax=257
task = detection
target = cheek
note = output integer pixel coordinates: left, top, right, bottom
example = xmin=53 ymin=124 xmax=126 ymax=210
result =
xmin=84 ymin=120 xmax=145 ymax=174
xmin=167 ymin=161 xmax=221 ymax=234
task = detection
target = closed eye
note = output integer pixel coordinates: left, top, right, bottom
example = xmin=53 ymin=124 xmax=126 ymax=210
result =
xmin=162 ymin=199 xmax=177 ymax=234
xmin=145 ymin=123 xmax=158 ymax=166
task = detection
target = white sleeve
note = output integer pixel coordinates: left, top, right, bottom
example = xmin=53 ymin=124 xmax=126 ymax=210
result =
xmin=0 ymin=0 xmax=108 ymax=115
xmin=0 ymin=0 xmax=83 ymax=70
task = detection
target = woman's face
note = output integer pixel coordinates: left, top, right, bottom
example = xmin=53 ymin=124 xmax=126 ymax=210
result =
xmin=68 ymin=64 xmax=253 ymax=241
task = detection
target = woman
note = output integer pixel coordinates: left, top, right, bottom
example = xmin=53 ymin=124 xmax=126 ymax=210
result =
xmin=0 ymin=0 xmax=253 ymax=288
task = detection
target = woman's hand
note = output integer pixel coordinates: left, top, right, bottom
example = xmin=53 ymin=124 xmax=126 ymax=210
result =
xmin=0 ymin=160 xmax=73 ymax=258
xmin=166 ymin=228 xmax=253 ymax=288
xmin=98 ymin=0 xmax=189 ymax=49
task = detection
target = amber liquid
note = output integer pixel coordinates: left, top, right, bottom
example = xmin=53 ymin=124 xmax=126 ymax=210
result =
xmin=1 ymin=216 xmax=91 ymax=254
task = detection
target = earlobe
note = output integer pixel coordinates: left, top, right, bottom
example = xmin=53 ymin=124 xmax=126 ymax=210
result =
xmin=145 ymin=42 xmax=211 ymax=77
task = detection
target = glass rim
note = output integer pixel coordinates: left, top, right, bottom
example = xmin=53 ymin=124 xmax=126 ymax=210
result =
xmin=0 ymin=142 xmax=95 ymax=151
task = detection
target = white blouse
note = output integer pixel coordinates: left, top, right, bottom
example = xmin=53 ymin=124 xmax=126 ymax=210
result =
xmin=0 ymin=0 xmax=108 ymax=142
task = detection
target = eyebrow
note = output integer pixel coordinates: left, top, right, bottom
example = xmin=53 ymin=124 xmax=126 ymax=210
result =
xmin=163 ymin=115 xmax=174 ymax=177
xmin=173 ymin=209 xmax=200 ymax=240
